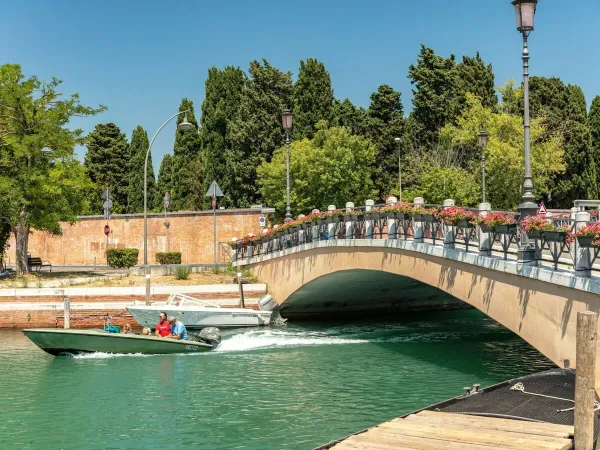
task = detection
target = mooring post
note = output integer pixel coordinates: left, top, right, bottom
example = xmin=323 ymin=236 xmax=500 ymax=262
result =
xmin=574 ymin=311 xmax=598 ymax=450
xmin=236 ymin=272 xmax=246 ymax=308
xmin=63 ymin=297 xmax=70 ymax=329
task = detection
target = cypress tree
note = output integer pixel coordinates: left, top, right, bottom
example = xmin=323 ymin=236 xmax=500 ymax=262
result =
xmin=171 ymin=99 xmax=202 ymax=211
xmin=455 ymin=52 xmax=497 ymax=110
xmin=200 ymin=66 xmax=246 ymax=209
xmin=293 ymin=58 xmax=334 ymax=140
xmin=84 ymin=123 xmax=129 ymax=214
xmin=589 ymin=96 xmax=600 ymax=196
xmin=154 ymin=154 xmax=174 ymax=211
xmin=228 ymin=59 xmax=293 ymax=207
xmin=366 ymin=85 xmax=405 ymax=200
xmin=332 ymin=98 xmax=368 ymax=136
xmin=126 ymin=126 xmax=155 ymax=213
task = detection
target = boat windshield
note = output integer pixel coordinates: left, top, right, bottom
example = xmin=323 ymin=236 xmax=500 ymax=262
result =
xmin=165 ymin=293 xmax=220 ymax=308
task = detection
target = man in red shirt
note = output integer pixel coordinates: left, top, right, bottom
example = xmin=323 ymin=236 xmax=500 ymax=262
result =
xmin=155 ymin=312 xmax=171 ymax=337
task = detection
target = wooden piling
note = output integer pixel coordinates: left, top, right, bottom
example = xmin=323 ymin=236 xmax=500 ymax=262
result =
xmin=574 ymin=311 xmax=598 ymax=450
xmin=63 ymin=297 xmax=70 ymax=329
xmin=237 ymin=272 xmax=246 ymax=308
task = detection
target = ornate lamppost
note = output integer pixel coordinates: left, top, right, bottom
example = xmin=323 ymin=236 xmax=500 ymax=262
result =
xmin=478 ymin=130 xmax=488 ymax=204
xmin=512 ymin=0 xmax=538 ymax=261
xmin=394 ymin=137 xmax=402 ymax=202
xmin=281 ymin=109 xmax=294 ymax=222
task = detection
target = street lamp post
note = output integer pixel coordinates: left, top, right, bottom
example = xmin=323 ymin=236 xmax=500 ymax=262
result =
xmin=394 ymin=137 xmax=402 ymax=202
xmin=512 ymin=0 xmax=538 ymax=262
xmin=163 ymin=191 xmax=171 ymax=253
xmin=478 ymin=131 xmax=488 ymax=204
xmin=281 ymin=109 xmax=294 ymax=222
xmin=144 ymin=111 xmax=193 ymax=305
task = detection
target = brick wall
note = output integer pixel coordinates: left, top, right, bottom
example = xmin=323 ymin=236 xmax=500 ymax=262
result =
xmin=5 ymin=209 xmax=263 ymax=266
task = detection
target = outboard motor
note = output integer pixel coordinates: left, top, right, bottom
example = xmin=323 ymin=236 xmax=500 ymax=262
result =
xmin=258 ymin=294 xmax=287 ymax=325
xmin=197 ymin=327 xmax=221 ymax=348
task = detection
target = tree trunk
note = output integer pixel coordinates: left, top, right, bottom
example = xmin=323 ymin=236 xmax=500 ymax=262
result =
xmin=15 ymin=210 xmax=29 ymax=276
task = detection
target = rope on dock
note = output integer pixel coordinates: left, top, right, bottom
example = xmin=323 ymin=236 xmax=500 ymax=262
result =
xmin=510 ymin=382 xmax=600 ymax=412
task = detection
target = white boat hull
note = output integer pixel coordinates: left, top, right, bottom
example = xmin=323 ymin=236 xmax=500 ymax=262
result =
xmin=128 ymin=305 xmax=272 ymax=329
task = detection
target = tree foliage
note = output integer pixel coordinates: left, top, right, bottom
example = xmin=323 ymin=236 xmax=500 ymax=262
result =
xmin=258 ymin=125 xmax=377 ymax=219
xmin=366 ymin=84 xmax=404 ymax=200
xmin=331 ymin=98 xmax=368 ymax=135
xmin=0 ymin=64 xmax=104 ymax=274
xmin=84 ymin=123 xmax=129 ymax=214
xmin=228 ymin=59 xmax=293 ymax=207
xmin=403 ymin=166 xmax=480 ymax=207
xmin=126 ymin=125 xmax=155 ymax=213
xmin=200 ymin=66 xmax=245 ymax=209
xmin=441 ymin=94 xmax=565 ymax=210
xmin=293 ymin=58 xmax=334 ymax=140
xmin=171 ymin=98 xmax=202 ymax=211
xmin=154 ymin=154 xmax=173 ymax=211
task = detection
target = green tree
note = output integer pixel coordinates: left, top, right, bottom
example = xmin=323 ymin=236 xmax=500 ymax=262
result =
xmin=84 ymin=123 xmax=129 ymax=214
xmin=200 ymin=66 xmax=245 ymax=209
xmin=408 ymin=45 xmax=457 ymax=147
xmin=257 ymin=125 xmax=377 ymax=219
xmin=455 ymin=52 xmax=497 ymax=110
xmin=441 ymin=94 xmax=565 ymax=210
xmin=403 ymin=166 xmax=480 ymax=206
xmin=126 ymin=126 xmax=155 ymax=213
xmin=588 ymin=96 xmax=600 ymax=192
xmin=0 ymin=64 xmax=104 ymax=274
xmin=366 ymin=85 xmax=404 ymax=200
xmin=229 ymin=59 xmax=293 ymax=207
xmin=331 ymin=98 xmax=368 ymax=135
xmin=153 ymin=154 xmax=174 ymax=211
xmin=293 ymin=58 xmax=334 ymax=140
xmin=171 ymin=98 xmax=202 ymax=211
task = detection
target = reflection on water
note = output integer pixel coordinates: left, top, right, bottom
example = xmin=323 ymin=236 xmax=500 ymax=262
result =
xmin=0 ymin=309 xmax=555 ymax=449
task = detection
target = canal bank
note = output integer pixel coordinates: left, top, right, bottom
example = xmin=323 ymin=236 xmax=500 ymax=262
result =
xmin=0 ymin=309 xmax=556 ymax=449
xmin=0 ymin=284 xmax=266 ymax=328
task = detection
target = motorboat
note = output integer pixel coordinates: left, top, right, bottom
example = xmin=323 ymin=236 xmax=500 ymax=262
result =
xmin=127 ymin=293 xmax=275 ymax=329
xmin=22 ymin=327 xmax=218 ymax=356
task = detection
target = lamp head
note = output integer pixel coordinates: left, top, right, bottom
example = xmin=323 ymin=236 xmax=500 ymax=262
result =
xmin=478 ymin=130 xmax=489 ymax=148
xmin=512 ymin=0 xmax=537 ymax=33
xmin=178 ymin=113 xmax=194 ymax=132
xmin=281 ymin=109 xmax=293 ymax=131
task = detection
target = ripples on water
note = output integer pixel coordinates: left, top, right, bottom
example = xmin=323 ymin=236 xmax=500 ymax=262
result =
xmin=0 ymin=309 xmax=555 ymax=449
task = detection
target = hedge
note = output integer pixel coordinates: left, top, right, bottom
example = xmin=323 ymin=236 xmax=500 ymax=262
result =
xmin=106 ymin=248 xmax=139 ymax=268
xmin=156 ymin=252 xmax=182 ymax=265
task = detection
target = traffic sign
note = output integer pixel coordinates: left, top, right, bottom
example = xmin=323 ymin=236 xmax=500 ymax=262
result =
xmin=259 ymin=216 xmax=266 ymax=227
xmin=537 ymin=202 xmax=547 ymax=217
xmin=205 ymin=180 xmax=224 ymax=197
xmin=104 ymin=225 xmax=110 ymax=236
xmin=103 ymin=199 xmax=113 ymax=210
xmin=101 ymin=187 xmax=112 ymax=201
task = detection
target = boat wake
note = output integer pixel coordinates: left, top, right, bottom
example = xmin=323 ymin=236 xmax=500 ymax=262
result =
xmin=215 ymin=329 xmax=369 ymax=353
xmin=71 ymin=352 xmax=152 ymax=359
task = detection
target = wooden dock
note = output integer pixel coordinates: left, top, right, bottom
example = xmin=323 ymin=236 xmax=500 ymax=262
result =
xmin=329 ymin=410 xmax=574 ymax=449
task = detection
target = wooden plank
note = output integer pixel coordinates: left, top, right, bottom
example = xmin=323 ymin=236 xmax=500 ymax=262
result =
xmin=404 ymin=413 xmax=573 ymax=439
xmin=575 ymin=311 xmax=598 ymax=450
xmin=371 ymin=420 xmax=572 ymax=450
xmin=414 ymin=410 xmax=575 ymax=436
xmin=332 ymin=438 xmax=415 ymax=450
xmin=345 ymin=432 xmax=509 ymax=450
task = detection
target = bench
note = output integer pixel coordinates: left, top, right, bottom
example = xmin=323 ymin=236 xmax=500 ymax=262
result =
xmin=27 ymin=257 xmax=52 ymax=273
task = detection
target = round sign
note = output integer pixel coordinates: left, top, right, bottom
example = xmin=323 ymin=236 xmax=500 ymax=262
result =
xmin=104 ymin=225 xmax=110 ymax=236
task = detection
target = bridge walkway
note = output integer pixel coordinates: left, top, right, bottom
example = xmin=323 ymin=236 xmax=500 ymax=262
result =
xmin=324 ymin=411 xmax=574 ymax=450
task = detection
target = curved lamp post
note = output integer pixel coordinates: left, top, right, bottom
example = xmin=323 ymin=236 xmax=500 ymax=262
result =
xmin=478 ymin=130 xmax=488 ymax=204
xmin=512 ymin=0 xmax=538 ymax=262
xmin=394 ymin=137 xmax=402 ymax=202
xmin=281 ymin=109 xmax=294 ymax=222
xmin=144 ymin=111 xmax=194 ymax=305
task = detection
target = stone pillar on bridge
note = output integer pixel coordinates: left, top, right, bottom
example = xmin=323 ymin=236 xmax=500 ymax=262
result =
xmin=574 ymin=211 xmax=592 ymax=277
xmin=365 ymin=200 xmax=375 ymax=239
xmin=327 ymin=205 xmax=337 ymax=240
xmin=413 ymin=197 xmax=425 ymax=243
xmin=478 ymin=203 xmax=492 ymax=256
xmin=443 ymin=199 xmax=455 ymax=249
xmin=386 ymin=197 xmax=398 ymax=239
xmin=568 ymin=207 xmax=579 ymax=263
xmin=297 ymin=214 xmax=306 ymax=245
xmin=345 ymin=202 xmax=355 ymax=240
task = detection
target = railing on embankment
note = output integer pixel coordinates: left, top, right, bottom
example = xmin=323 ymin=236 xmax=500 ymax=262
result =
xmin=231 ymin=198 xmax=600 ymax=277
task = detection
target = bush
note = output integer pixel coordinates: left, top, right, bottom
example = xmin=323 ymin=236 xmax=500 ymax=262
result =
xmin=106 ymin=248 xmax=139 ymax=268
xmin=156 ymin=252 xmax=182 ymax=265
xmin=173 ymin=267 xmax=190 ymax=280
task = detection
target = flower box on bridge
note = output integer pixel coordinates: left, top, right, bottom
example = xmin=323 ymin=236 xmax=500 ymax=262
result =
xmin=494 ymin=223 xmax=517 ymax=234
xmin=542 ymin=231 xmax=568 ymax=243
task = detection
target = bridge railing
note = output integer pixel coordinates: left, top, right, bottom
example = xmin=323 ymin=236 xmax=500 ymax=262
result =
xmin=231 ymin=198 xmax=600 ymax=278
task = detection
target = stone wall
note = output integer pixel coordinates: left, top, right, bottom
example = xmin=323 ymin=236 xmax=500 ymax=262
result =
xmin=5 ymin=209 xmax=263 ymax=266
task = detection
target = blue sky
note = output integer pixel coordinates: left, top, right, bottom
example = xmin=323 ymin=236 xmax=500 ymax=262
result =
xmin=3 ymin=0 xmax=599 ymax=172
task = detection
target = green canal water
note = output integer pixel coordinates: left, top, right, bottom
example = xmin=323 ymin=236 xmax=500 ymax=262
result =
xmin=0 ymin=309 xmax=556 ymax=449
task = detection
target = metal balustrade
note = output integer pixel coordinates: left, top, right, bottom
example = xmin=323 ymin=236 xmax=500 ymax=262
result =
xmin=232 ymin=206 xmax=600 ymax=278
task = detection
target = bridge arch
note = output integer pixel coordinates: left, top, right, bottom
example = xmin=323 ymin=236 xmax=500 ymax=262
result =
xmin=247 ymin=243 xmax=600 ymax=378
